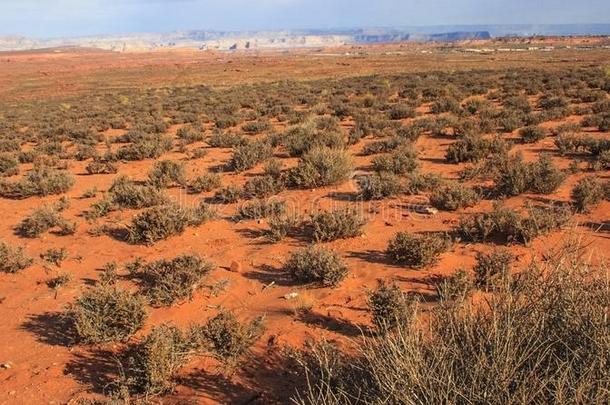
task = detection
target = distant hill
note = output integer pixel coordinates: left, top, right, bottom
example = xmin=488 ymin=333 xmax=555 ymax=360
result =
xmin=1 ymin=24 xmax=609 ymax=52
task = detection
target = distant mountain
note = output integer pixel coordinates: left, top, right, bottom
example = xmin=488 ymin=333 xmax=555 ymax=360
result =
xmin=0 ymin=24 xmax=609 ymax=52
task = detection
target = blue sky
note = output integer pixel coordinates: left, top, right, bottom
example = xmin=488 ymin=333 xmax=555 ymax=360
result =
xmin=1 ymin=0 xmax=609 ymax=38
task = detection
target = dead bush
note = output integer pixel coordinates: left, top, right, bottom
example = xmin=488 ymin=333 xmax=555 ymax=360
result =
xmin=0 ymin=241 xmax=33 ymax=273
xmin=238 ymin=199 xmax=286 ymax=220
xmin=474 ymin=248 xmax=514 ymax=291
xmin=519 ymin=125 xmax=546 ymax=143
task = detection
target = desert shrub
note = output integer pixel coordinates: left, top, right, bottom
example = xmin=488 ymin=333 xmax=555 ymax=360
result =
xmin=188 ymin=173 xmax=222 ymax=194
xmin=284 ymin=245 xmax=348 ymax=287
xmin=474 ymin=249 xmax=513 ymax=291
xmin=125 ymin=324 xmax=197 ymax=396
xmin=361 ymin=137 xmax=404 ymax=155
xmin=128 ymin=203 xmax=215 ymax=245
xmin=403 ymin=172 xmax=444 ymax=195
xmin=85 ymin=159 xmax=118 ymax=175
xmin=571 ymin=177 xmax=605 ymax=212
xmin=458 ymin=204 xmax=571 ymax=245
xmin=242 ymin=119 xmax=271 ymax=134
xmin=132 ymin=254 xmax=214 ymax=306
xmin=263 ymin=158 xmax=284 ymax=178
xmin=283 ymin=123 xmax=344 ymax=157
xmin=0 ymin=153 xmax=19 ymax=177
xmin=388 ymin=103 xmax=416 ymax=120
xmin=445 ymin=135 xmax=509 ymax=163
xmin=0 ymin=241 xmax=33 ymax=273
xmin=431 ymin=96 xmax=461 ymax=114
xmin=147 ymin=160 xmax=187 ymax=188
xmin=371 ymin=144 xmax=419 ymax=175
xmin=41 ymin=247 xmax=68 ymax=267
xmin=229 ymin=140 xmax=272 ymax=172
xmin=309 ymin=208 xmax=365 ymax=242
xmin=368 ymin=281 xmax=413 ymax=333
xmin=238 ymin=199 xmax=286 ymax=220
xmin=266 ymin=213 xmax=302 ymax=242
xmin=115 ymin=137 xmax=172 ymax=161
xmin=207 ymin=130 xmax=245 ymax=148
xmin=214 ymin=185 xmax=243 ymax=203
xmin=436 ymin=269 xmax=473 ymax=302
xmin=177 ymin=125 xmax=205 ymax=144
xmin=520 ymin=125 xmax=546 ymax=143
xmin=528 ymin=155 xmax=566 ymax=194
xmin=538 ymin=95 xmax=569 ymax=110
xmin=293 ymin=248 xmax=610 ymax=404
xmin=17 ymin=204 xmax=74 ymax=238
xmin=493 ymin=154 xmax=564 ymax=196
xmin=69 ymin=285 xmax=147 ymax=344
xmin=498 ymin=109 xmax=524 ymax=132
xmin=287 ymin=147 xmax=353 ymax=189
xmin=242 ymin=175 xmax=285 ymax=199
xmin=74 ymin=144 xmax=99 ymax=161
xmin=429 ymin=182 xmax=479 ymax=211
xmin=1 ymin=166 xmax=74 ymax=198
xmin=109 ymin=176 xmax=168 ymax=209
xmin=358 ymin=172 xmax=403 ymax=200
xmin=387 ymin=232 xmax=449 ymax=268
xmin=193 ymin=310 xmax=264 ymax=364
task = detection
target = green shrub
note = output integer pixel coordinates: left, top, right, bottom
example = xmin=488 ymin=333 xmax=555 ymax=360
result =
xmin=529 ymin=155 xmax=566 ymax=194
xmin=0 ymin=153 xmax=19 ymax=177
xmin=128 ymin=202 xmax=215 ymax=245
xmin=388 ymin=103 xmax=416 ymax=120
xmin=520 ymin=125 xmax=546 ymax=143
xmin=288 ymin=147 xmax=353 ymax=189
xmin=177 ymin=125 xmax=205 ymax=144
xmin=0 ymin=241 xmax=33 ymax=273
xmin=69 ymin=285 xmax=147 ymax=344
xmin=446 ymin=135 xmax=509 ymax=163
xmin=362 ymin=137 xmax=404 ymax=155
xmin=372 ymin=144 xmax=419 ymax=175
xmin=429 ymin=182 xmax=479 ymax=211
xmin=283 ymin=121 xmax=344 ymax=157
xmin=387 ymin=232 xmax=449 ymax=268
xmin=1 ymin=166 xmax=74 ymax=199
xmin=126 ymin=324 xmax=196 ymax=395
xmin=41 ymin=247 xmax=68 ymax=267
xmin=17 ymin=204 xmax=74 ymax=238
xmin=571 ymin=177 xmax=605 ymax=212
xmin=214 ymin=185 xmax=243 ymax=203
xmin=358 ymin=172 xmax=403 ymax=200
xmin=368 ymin=281 xmax=413 ymax=333
xmin=132 ymin=254 xmax=214 ymax=307
xmin=115 ymin=137 xmax=172 ymax=161
xmin=147 ymin=160 xmax=187 ymax=188
xmin=284 ymin=245 xmax=348 ymax=287
xmin=238 ymin=199 xmax=286 ymax=220
xmin=458 ymin=204 xmax=571 ymax=245
xmin=207 ymin=130 xmax=245 ymax=148
xmin=188 ymin=173 xmax=222 ymax=194
xmin=193 ymin=310 xmax=264 ymax=364
xmin=242 ymin=175 xmax=285 ymax=199
xmin=493 ymin=154 xmax=564 ymax=196
xmin=436 ymin=269 xmax=473 ymax=302
xmin=229 ymin=140 xmax=272 ymax=172
xmin=109 ymin=176 xmax=168 ymax=209
xmin=85 ymin=159 xmax=118 ymax=175
xmin=474 ymin=249 xmax=514 ymax=291
xmin=309 ymin=208 xmax=365 ymax=242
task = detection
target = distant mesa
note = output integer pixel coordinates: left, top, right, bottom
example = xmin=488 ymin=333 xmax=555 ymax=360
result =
xmin=0 ymin=25 xmax=608 ymax=52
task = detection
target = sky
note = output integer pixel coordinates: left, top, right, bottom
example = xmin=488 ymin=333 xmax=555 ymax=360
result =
xmin=0 ymin=0 xmax=609 ymax=39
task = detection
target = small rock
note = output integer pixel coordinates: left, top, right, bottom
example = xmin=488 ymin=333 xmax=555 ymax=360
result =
xmin=1 ymin=362 xmax=11 ymax=370
xmin=229 ymin=261 xmax=242 ymax=273
xmin=8 ymin=390 xmax=16 ymax=396
xmin=283 ymin=292 xmax=299 ymax=300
